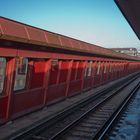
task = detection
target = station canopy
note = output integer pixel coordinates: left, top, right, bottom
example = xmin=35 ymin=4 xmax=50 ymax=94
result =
xmin=115 ymin=0 xmax=140 ymax=40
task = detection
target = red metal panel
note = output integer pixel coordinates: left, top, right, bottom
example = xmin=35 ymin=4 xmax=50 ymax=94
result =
xmin=47 ymin=83 xmax=66 ymax=104
xmin=70 ymin=39 xmax=81 ymax=50
xmin=99 ymin=62 xmax=104 ymax=84
xmin=101 ymin=62 xmax=106 ymax=83
xmin=77 ymin=61 xmax=84 ymax=79
xmin=78 ymin=42 xmax=85 ymax=50
xmin=120 ymin=63 xmax=123 ymax=77
xmin=65 ymin=60 xmax=73 ymax=97
xmin=92 ymin=62 xmax=97 ymax=87
xmin=106 ymin=62 xmax=110 ymax=81
xmin=18 ymin=48 xmax=94 ymax=60
xmin=43 ymin=60 xmax=51 ymax=105
xmin=83 ymin=77 xmax=92 ymax=89
xmin=87 ymin=44 xmax=94 ymax=52
xmin=114 ymin=63 xmax=118 ymax=79
xmin=0 ymin=17 xmax=140 ymax=61
xmin=119 ymin=63 xmax=122 ymax=77
xmin=111 ymin=62 xmax=115 ymax=80
xmin=0 ymin=18 xmax=28 ymax=41
xmin=26 ymin=26 xmax=46 ymax=44
xmin=5 ymin=58 xmax=16 ymax=121
xmin=80 ymin=61 xmax=87 ymax=90
xmin=94 ymin=75 xmax=101 ymax=87
xmin=109 ymin=62 xmax=113 ymax=80
xmin=12 ymin=88 xmax=44 ymax=118
xmin=49 ymin=62 xmax=59 ymax=85
xmin=68 ymin=80 xmax=82 ymax=96
xmin=31 ymin=61 xmax=46 ymax=88
xmin=59 ymin=61 xmax=69 ymax=83
xmin=45 ymin=31 xmax=62 ymax=46
xmin=70 ymin=61 xmax=78 ymax=81
xmin=59 ymin=36 xmax=72 ymax=48
xmin=56 ymin=61 xmax=62 ymax=84
xmin=0 ymin=47 xmax=17 ymax=57
xmin=83 ymin=43 xmax=90 ymax=51
xmin=0 ymin=24 xmax=2 ymax=35
xmin=90 ymin=44 xmax=100 ymax=54
xmin=0 ymin=96 xmax=8 ymax=123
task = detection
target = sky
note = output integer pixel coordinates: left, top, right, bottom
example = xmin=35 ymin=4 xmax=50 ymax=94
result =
xmin=0 ymin=0 xmax=140 ymax=50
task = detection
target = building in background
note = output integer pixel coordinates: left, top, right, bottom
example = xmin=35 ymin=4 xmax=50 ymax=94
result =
xmin=137 ymin=51 xmax=140 ymax=57
xmin=110 ymin=48 xmax=138 ymax=57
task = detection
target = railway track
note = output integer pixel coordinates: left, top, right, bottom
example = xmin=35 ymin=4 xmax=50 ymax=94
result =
xmin=47 ymin=77 xmax=140 ymax=140
xmin=7 ymin=73 xmax=140 ymax=140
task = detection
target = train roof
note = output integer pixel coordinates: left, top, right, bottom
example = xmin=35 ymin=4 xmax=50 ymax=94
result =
xmin=0 ymin=17 xmax=140 ymax=61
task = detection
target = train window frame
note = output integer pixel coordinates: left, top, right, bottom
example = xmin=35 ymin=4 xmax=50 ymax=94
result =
xmin=14 ymin=57 xmax=28 ymax=91
xmin=104 ymin=63 xmax=107 ymax=73
xmin=0 ymin=57 xmax=6 ymax=95
xmin=87 ymin=61 xmax=92 ymax=77
xmin=51 ymin=59 xmax=58 ymax=67
xmin=97 ymin=62 xmax=101 ymax=75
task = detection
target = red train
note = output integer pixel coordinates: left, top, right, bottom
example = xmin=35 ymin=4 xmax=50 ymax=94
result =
xmin=0 ymin=17 xmax=140 ymax=124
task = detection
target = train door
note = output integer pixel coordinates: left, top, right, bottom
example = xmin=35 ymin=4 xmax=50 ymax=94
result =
xmin=47 ymin=59 xmax=70 ymax=104
xmin=11 ymin=57 xmax=48 ymax=119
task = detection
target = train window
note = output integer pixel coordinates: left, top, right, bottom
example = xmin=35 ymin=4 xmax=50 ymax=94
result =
xmin=14 ymin=57 xmax=28 ymax=91
xmin=18 ymin=57 xmax=28 ymax=74
xmin=97 ymin=62 xmax=101 ymax=75
xmin=51 ymin=59 xmax=58 ymax=67
xmin=0 ymin=58 xmax=6 ymax=95
xmin=84 ymin=65 xmax=88 ymax=77
xmin=104 ymin=64 xmax=107 ymax=73
xmin=87 ymin=61 xmax=92 ymax=76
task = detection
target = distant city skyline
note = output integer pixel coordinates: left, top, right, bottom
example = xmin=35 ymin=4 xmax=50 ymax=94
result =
xmin=0 ymin=0 xmax=140 ymax=50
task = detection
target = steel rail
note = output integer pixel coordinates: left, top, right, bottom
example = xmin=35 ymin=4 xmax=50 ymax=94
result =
xmin=7 ymin=73 xmax=140 ymax=140
xmin=96 ymin=81 xmax=140 ymax=140
xmin=49 ymin=75 xmax=140 ymax=140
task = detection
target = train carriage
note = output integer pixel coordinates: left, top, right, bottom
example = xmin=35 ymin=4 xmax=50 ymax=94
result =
xmin=0 ymin=17 xmax=140 ymax=124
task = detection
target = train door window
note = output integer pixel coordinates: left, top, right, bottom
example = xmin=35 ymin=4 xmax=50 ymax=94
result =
xmin=87 ymin=61 xmax=92 ymax=76
xmin=0 ymin=58 xmax=6 ymax=95
xmin=97 ymin=62 xmax=101 ymax=75
xmin=14 ymin=57 xmax=28 ymax=91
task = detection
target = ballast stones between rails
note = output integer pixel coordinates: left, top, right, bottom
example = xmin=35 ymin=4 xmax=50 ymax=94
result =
xmin=29 ymin=76 xmax=140 ymax=140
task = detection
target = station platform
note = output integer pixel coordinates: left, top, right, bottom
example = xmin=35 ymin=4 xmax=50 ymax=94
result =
xmin=0 ymin=74 xmax=135 ymax=140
